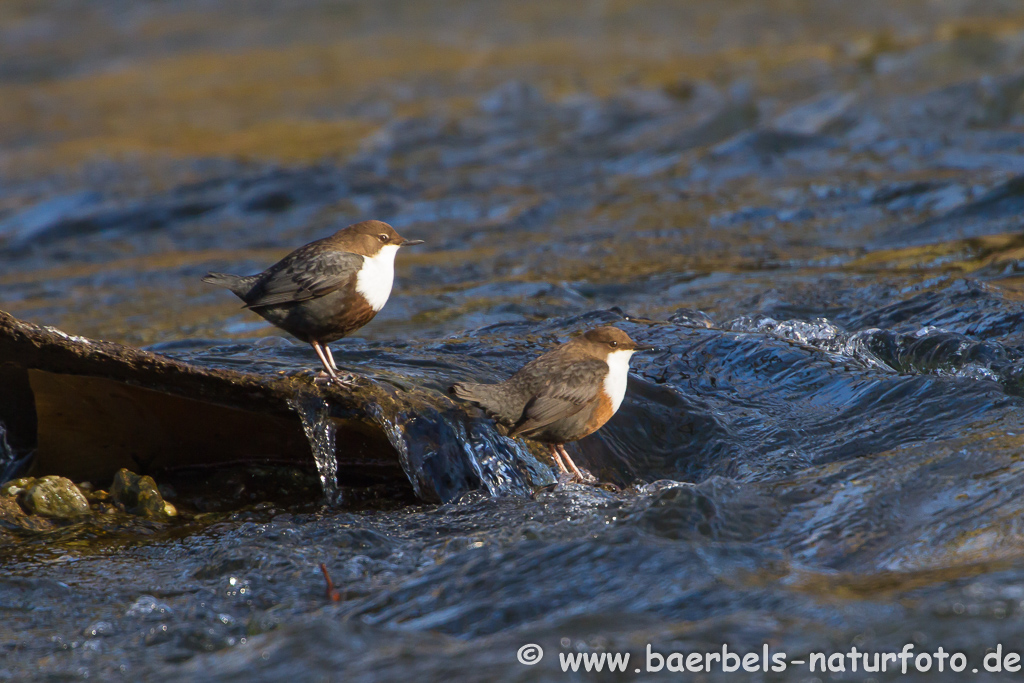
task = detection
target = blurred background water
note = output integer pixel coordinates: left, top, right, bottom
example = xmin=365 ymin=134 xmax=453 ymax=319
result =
xmin=5 ymin=0 xmax=1024 ymax=680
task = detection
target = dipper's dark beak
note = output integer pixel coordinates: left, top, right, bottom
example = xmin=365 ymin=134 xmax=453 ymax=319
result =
xmin=401 ymin=238 xmax=425 ymax=246
xmin=633 ymin=343 xmax=657 ymax=352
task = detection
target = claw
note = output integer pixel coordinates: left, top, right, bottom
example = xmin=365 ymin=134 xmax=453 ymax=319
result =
xmin=330 ymin=373 xmax=359 ymax=389
xmin=557 ymin=444 xmax=597 ymax=483
xmin=548 ymin=444 xmax=598 ymax=484
xmin=309 ymin=342 xmax=360 ymax=388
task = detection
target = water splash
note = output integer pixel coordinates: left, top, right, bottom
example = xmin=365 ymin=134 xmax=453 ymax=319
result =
xmin=456 ymin=419 xmax=548 ymax=497
xmin=366 ymin=402 xmax=544 ymax=502
xmin=287 ymin=396 xmax=339 ymax=504
xmin=728 ymin=316 xmax=895 ymax=371
xmin=727 ymin=315 xmax=1024 ymax=389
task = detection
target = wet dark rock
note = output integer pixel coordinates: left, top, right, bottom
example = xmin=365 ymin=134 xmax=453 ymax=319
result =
xmin=0 ymin=493 xmax=55 ymax=534
xmin=82 ymin=487 xmax=110 ymax=503
xmin=20 ymin=475 xmax=90 ymax=518
xmin=110 ymin=469 xmax=176 ymax=520
xmin=0 ymin=309 xmax=350 ymax=484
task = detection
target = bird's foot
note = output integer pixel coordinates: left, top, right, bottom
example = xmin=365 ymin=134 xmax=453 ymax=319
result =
xmin=312 ymin=371 xmax=359 ymax=388
xmin=571 ymin=468 xmax=598 ymax=485
xmin=330 ymin=372 xmax=359 ymax=389
xmin=554 ymin=445 xmax=597 ymax=485
xmin=554 ymin=469 xmax=598 ymax=486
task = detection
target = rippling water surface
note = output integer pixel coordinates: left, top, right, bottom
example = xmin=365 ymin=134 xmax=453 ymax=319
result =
xmin=5 ymin=1 xmax=1024 ymax=680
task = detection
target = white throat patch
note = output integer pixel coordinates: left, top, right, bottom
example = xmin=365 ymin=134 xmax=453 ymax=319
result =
xmin=355 ymin=244 xmax=400 ymax=312
xmin=603 ymin=349 xmax=635 ymax=414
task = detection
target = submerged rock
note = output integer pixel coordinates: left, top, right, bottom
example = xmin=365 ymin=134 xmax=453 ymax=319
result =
xmin=0 ymin=495 xmax=55 ymax=534
xmin=110 ymin=469 xmax=177 ymax=520
xmin=21 ymin=475 xmax=90 ymax=518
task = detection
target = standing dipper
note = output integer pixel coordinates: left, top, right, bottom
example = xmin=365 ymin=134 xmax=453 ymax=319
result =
xmin=202 ymin=220 xmax=423 ymax=384
xmin=449 ymin=326 xmax=652 ymax=482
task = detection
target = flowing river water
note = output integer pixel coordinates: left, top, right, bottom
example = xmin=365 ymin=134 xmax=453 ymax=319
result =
xmin=5 ymin=1 xmax=1024 ymax=680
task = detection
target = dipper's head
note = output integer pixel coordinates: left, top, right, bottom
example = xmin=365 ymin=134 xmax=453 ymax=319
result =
xmin=330 ymin=220 xmax=424 ymax=258
xmin=571 ymin=326 xmax=654 ymax=362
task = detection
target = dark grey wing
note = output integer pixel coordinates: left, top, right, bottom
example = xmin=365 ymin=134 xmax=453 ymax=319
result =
xmin=243 ymin=248 xmax=363 ymax=308
xmin=508 ymin=358 xmax=605 ymax=438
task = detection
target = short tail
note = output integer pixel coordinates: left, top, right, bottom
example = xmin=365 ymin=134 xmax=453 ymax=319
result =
xmin=449 ymin=382 xmax=505 ymax=421
xmin=202 ymin=272 xmax=256 ymax=298
xmin=449 ymin=381 xmax=487 ymax=404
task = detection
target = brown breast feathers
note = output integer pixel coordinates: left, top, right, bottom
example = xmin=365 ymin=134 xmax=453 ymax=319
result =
xmin=578 ymin=389 xmax=615 ymax=440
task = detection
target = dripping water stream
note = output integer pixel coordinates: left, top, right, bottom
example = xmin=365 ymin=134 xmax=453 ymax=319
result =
xmin=288 ymin=396 xmax=339 ymax=504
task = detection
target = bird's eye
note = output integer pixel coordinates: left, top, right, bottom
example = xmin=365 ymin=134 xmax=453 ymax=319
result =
xmin=378 ymin=234 xmax=389 ymax=242
xmin=609 ymin=340 xmax=618 ymax=348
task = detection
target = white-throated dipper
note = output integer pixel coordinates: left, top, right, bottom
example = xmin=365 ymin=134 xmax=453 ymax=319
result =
xmin=449 ymin=326 xmax=652 ymax=482
xmin=202 ymin=220 xmax=423 ymax=384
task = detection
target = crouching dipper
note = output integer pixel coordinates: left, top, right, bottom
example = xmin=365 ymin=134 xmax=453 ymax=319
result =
xmin=202 ymin=220 xmax=423 ymax=384
xmin=449 ymin=326 xmax=652 ymax=482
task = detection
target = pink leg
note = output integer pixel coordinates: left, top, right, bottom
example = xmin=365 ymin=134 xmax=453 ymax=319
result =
xmin=558 ymin=444 xmax=592 ymax=482
xmin=549 ymin=444 xmax=569 ymax=474
xmin=312 ymin=341 xmax=357 ymax=388
xmin=311 ymin=341 xmax=337 ymax=378
xmin=323 ymin=344 xmax=340 ymax=372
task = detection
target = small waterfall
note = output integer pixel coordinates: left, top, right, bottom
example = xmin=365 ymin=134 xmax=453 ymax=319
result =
xmin=458 ymin=420 xmax=549 ymax=497
xmin=288 ymin=396 xmax=339 ymax=504
xmin=366 ymin=401 xmax=545 ymax=502
xmin=365 ymin=403 xmax=424 ymax=500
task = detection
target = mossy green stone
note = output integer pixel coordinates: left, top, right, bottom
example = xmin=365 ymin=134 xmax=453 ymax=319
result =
xmin=110 ymin=469 xmax=176 ymax=520
xmin=23 ymin=476 xmax=90 ymax=518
